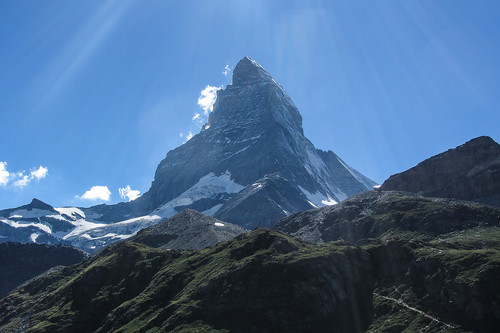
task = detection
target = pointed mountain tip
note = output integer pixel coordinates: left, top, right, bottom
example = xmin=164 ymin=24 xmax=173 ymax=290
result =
xmin=27 ymin=198 xmax=55 ymax=211
xmin=232 ymin=56 xmax=272 ymax=86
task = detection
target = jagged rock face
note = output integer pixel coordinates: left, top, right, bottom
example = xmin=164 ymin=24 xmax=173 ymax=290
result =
xmin=129 ymin=209 xmax=248 ymax=250
xmin=133 ymin=57 xmax=375 ymax=228
xmin=0 ymin=229 xmax=374 ymax=333
xmin=381 ymin=136 xmax=500 ymax=207
xmin=0 ymin=242 xmax=87 ymax=298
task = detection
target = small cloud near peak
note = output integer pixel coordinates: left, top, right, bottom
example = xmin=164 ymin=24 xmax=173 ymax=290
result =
xmin=119 ymin=185 xmax=140 ymax=202
xmin=197 ymin=85 xmax=222 ymax=115
xmin=78 ymin=185 xmax=111 ymax=201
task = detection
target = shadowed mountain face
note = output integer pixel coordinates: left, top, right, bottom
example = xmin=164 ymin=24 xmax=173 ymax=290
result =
xmin=0 ymin=242 xmax=87 ymax=298
xmin=381 ymin=136 xmax=500 ymax=207
xmin=94 ymin=56 xmax=375 ymax=228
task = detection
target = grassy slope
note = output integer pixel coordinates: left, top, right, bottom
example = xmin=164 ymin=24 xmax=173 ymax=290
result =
xmin=0 ymin=229 xmax=372 ymax=333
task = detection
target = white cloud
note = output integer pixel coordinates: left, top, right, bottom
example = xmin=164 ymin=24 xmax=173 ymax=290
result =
xmin=197 ymin=85 xmax=222 ymax=115
xmin=5 ymin=165 xmax=50 ymax=188
xmin=192 ymin=113 xmax=200 ymax=121
xmin=13 ymin=175 xmax=30 ymax=188
xmin=0 ymin=162 xmax=9 ymax=186
xmin=119 ymin=185 xmax=141 ymax=202
xmin=79 ymin=185 xmax=111 ymax=201
xmin=30 ymin=166 xmax=48 ymax=180
xmin=222 ymin=64 xmax=231 ymax=76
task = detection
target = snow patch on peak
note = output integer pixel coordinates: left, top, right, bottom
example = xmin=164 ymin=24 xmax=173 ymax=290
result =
xmin=214 ymin=222 xmax=225 ymax=227
xmin=153 ymin=171 xmax=244 ymax=218
xmin=299 ymin=186 xmax=337 ymax=208
xmin=30 ymin=233 xmax=39 ymax=243
xmin=55 ymin=207 xmax=86 ymax=219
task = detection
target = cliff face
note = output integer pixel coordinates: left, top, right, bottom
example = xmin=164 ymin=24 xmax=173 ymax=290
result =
xmin=380 ymin=136 xmax=500 ymax=207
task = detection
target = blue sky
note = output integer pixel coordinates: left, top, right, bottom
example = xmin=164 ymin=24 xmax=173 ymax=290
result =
xmin=1 ymin=0 xmax=499 ymax=209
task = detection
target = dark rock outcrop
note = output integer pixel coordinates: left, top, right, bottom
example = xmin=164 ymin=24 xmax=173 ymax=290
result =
xmin=381 ymin=136 xmax=500 ymax=207
xmin=0 ymin=242 xmax=87 ymax=298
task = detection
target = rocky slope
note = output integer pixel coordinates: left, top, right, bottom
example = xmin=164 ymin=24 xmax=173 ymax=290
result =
xmin=380 ymin=136 xmax=500 ymax=207
xmin=129 ymin=209 xmax=247 ymax=250
xmin=275 ymin=190 xmax=500 ymax=244
xmin=0 ymin=242 xmax=87 ymax=298
xmin=0 ymin=229 xmax=373 ymax=333
xmin=275 ymin=191 xmax=500 ymax=332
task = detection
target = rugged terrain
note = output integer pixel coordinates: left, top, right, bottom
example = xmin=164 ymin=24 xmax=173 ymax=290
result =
xmin=0 ymin=229 xmax=373 ymax=333
xmin=276 ymin=191 xmax=500 ymax=332
xmin=381 ymin=136 xmax=500 ymax=207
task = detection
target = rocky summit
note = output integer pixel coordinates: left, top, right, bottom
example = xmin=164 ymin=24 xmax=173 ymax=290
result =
xmin=111 ymin=56 xmax=376 ymax=228
xmin=381 ymin=136 xmax=500 ymax=207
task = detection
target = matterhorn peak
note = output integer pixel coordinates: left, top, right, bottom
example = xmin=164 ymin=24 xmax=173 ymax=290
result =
xmin=232 ymin=56 xmax=274 ymax=86
xmin=80 ymin=57 xmax=376 ymax=230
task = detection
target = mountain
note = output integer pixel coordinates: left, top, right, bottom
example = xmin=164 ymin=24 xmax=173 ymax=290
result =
xmin=0 ymin=242 xmax=87 ymax=298
xmin=129 ymin=209 xmax=248 ymax=250
xmin=0 ymin=56 xmax=375 ymax=249
xmin=105 ymin=56 xmax=375 ymax=228
xmin=0 ymin=229 xmax=373 ymax=332
xmin=380 ymin=136 xmax=500 ymax=207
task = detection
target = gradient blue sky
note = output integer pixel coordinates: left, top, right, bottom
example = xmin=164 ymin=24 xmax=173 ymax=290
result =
xmin=1 ymin=0 xmax=499 ymax=209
